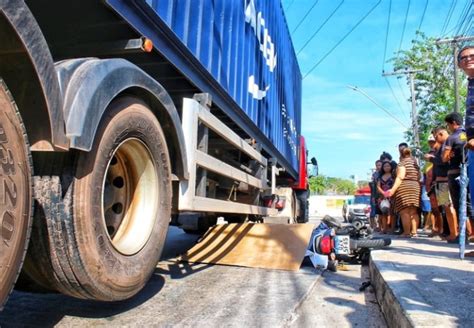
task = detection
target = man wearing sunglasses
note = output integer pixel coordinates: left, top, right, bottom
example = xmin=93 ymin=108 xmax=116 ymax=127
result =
xmin=460 ymin=45 xmax=474 ymax=256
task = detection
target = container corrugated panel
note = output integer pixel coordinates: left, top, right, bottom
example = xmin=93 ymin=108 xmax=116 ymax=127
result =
xmin=146 ymin=0 xmax=302 ymax=173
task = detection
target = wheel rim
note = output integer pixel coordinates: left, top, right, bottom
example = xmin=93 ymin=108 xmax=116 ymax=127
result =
xmin=101 ymin=138 xmax=158 ymax=255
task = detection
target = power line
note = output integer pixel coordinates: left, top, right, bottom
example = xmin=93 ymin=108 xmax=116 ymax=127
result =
xmin=461 ymin=14 xmax=473 ymax=36
xmin=347 ymin=85 xmax=409 ymax=129
xmin=384 ymin=77 xmax=410 ymax=123
xmin=380 ymin=0 xmax=408 ymax=120
xmin=291 ymin=0 xmax=319 ymax=35
xmin=286 ymin=0 xmax=295 ymax=11
xmin=381 ymin=0 xmax=392 ymax=71
xmin=415 ymin=0 xmax=429 ymax=37
xmin=462 ymin=17 xmax=473 ymax=35
xmin=296 ymin=0 xmax=345 ymax=56
xmin=441 ymin=24 xmax=461 ymax=39
xmin=454 ymin=1 xmax=471 ymax=35
xmin=303 ymin=0 xmax=382 ymax=79
xmin=441 ymin=0 xmax=457 ymax=36
xmin=396 ymin=0 xmax=411 ymax=61
xmin=383 ymin=69 xmax=424 ymax=148
xmin=396 ymin=77 xmax=409 ymax=102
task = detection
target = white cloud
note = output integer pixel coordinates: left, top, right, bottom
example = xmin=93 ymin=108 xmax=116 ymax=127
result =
xmin=299 ymin=76 xmax=410 ymax=179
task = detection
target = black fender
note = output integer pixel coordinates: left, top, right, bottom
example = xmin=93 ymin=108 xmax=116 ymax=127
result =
xmin=0 ymin=0 xmax=68 ymax=150
xmin=57 ymin=58 xmax=188 ymax=180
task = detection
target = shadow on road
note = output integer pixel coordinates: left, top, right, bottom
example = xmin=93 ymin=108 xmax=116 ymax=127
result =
xmin=0 ymin=274 xmax=166 ymax=327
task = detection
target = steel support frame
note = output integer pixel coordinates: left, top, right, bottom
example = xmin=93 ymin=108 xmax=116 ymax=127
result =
xmin=179 ymin=97 xmax=276 ymax=215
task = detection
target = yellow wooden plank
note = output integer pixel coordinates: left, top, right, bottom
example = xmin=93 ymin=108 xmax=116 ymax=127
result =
xmin=181 ymin=223 xmax=315 ymax=271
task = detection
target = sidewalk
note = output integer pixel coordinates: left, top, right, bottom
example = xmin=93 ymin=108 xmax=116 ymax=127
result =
xmin=370 ymin=233 xmax=474 ymax=327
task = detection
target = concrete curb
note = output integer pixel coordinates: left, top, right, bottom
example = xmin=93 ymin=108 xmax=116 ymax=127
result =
xmin=369 ymin=252 xmax=413 ymax=328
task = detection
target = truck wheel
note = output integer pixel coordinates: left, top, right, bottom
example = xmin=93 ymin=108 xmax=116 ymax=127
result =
xmin=0 ymin=79 xmax=32 ymax=310
xmin=296 ymin=191 xmax=309 ymax=223
xmin=24 ymin=97 xmax=172 ymax=301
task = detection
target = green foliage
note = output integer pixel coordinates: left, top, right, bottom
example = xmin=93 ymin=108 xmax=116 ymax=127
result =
xmin=390 ymin=32 xmax=468 ymax=152
xmin=309 ymin=175 xmax=356 ymax=195
xmin=309 ymin=175 xmax=327 ymax=195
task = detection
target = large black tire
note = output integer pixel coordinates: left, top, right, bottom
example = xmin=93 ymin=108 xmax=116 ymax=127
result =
xmin=22 ymin=97 xmax=172 ymax=301
xmin=0 ymin=79 xmax=32 ymax=310
xmin=350 ymin=238 xmax=391 ymax=250
xmin=296 ymin=190 xmax=309 ymax=223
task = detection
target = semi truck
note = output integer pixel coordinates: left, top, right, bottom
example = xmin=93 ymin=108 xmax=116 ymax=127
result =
xmin=0 ymin=0 xmax=313 ymax=307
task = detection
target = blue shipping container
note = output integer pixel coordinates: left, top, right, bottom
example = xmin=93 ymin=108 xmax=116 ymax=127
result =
xmin=107 ymin=0 xmax=302 ymax=176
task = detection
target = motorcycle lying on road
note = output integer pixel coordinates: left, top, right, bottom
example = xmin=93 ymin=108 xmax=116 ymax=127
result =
xmin=305 ymin=215 xmax=391 ymax=271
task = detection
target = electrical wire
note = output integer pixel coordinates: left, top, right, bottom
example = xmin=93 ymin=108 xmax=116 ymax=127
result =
xmin=396 ymin=77 xmax=409 ymax=102
xmin=347 ymin=85 xmax=409 ymax=129
xmin=415 ymin=0 xmax=429 ymax=38
xmin=286 ymin=0 xmax=295 ymax=11
xmin=441 ymin=0 xmax=457 ymax=36
xmin=296 ymin=0 xmax=345 ymax=56
xmin=381 ymin=0 xmax=392 ymax=71
xmin=291 ymin=0 xmax=319 ymax=35
xmin=381 ymin=0 xmax=409 ymax=124
xmin=454 ymin=1 xmax=471 ymax=35
xmin=396 ymin=0 xmax=411 ymax=61
xmin=303 ymin=0 xmax=382 ymax=79
xmin=384 ymin=77 xmax=411 ymax=123
xmin=461 ymin=15 xmax=473 ymax=36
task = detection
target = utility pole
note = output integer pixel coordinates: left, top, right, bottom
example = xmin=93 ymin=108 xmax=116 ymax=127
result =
xmin=436 ymin=35 xmax=474 ymax=112
xmin=383 ymin=69 xmax=423 ymax=150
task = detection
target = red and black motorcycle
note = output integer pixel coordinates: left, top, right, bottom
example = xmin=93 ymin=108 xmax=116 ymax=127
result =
xmin=307 ymin=215 xmax=391 ymax=271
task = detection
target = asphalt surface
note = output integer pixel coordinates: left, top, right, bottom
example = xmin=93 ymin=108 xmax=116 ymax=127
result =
xmin=0 ymin=216 xmax=386 ymax=327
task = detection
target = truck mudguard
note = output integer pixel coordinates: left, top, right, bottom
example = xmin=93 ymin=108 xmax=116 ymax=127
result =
xmin=0 ymin=0 xmax=68 ymax=150
xmin=57 ymin=58 xmax=188 ymax=179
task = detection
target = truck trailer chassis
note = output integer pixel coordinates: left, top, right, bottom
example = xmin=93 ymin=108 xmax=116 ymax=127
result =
xmin=0 ymin=0 xmax=310 ymax=308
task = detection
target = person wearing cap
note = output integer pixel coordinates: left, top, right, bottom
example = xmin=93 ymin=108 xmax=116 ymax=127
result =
xmin=428 ymin=127 xmax=459 ymax=239
xmin=459 ymin=45 xmax=474 ymax=255
xmin=443 ymin=112 xmax=471 ymax=242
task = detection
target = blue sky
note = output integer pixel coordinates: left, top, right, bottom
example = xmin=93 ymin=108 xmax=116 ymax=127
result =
xmin=282 ymin=0 xmax=470 ymax=181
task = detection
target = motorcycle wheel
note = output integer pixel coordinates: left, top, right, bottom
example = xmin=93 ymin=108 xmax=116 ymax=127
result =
xmin=350 ymin=238 xmax=391 ymax=250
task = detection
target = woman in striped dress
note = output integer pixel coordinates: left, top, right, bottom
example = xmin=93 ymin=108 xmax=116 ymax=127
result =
xmin=386 ymin=148 xmax=421 ymax=237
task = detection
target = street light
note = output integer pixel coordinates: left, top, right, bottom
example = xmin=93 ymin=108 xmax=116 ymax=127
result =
xmin=346 ymin=85 xmax=408 ymax=129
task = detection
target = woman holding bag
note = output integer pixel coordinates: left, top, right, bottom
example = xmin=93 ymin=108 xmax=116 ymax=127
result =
xmin=377 ymin=161 xmax=395 ymax=233
xmin=386 ymin=148 xmax=421 ymax=237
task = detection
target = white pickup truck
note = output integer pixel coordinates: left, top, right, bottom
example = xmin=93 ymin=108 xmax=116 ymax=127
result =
xmin=342 ymin=195 xmax=371 ymax=223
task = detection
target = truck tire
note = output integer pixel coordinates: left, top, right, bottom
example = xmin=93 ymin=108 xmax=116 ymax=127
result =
xmin=296 ymin=191 xmax=309 ymax=223
xmin=23 ymin=97 xmax=172 ymax=301
xmin=0 ymin=79 xmax=32 ymax=310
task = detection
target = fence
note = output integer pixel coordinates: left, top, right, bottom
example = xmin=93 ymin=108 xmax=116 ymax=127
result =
xmin=309 ymin=195 xmax=353 ymax=217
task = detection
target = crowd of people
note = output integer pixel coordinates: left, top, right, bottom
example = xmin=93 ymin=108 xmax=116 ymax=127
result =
xmin=368 ymin=144 xmax=422 ymax=238
xmin=367 ymin=45 xmax=474 ymax=257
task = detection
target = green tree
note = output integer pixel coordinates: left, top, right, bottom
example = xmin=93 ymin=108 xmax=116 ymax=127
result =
xmin=391 ymin=32 xmax=468 ymax=152
xmin=325 ymin=177 xmax=356 ymax=195
xmin=333 ymin=179 xmax=357 ymax=195
xmin=309 ymin=175 xmax=327 ymax=195
xmin=308 ymin=175 xmax=356 ymax=195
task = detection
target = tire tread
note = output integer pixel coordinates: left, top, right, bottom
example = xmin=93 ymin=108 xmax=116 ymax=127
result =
xmin=0 ymin=78 xmax=33 ymax=311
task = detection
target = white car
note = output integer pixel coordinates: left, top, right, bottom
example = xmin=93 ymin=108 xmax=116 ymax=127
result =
xmin=343 ymin=195 xmax=371 ymax=223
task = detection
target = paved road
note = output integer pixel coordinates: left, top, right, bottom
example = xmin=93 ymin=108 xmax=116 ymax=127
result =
xmin=0 ymin=216 xmax=386 ymax=327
